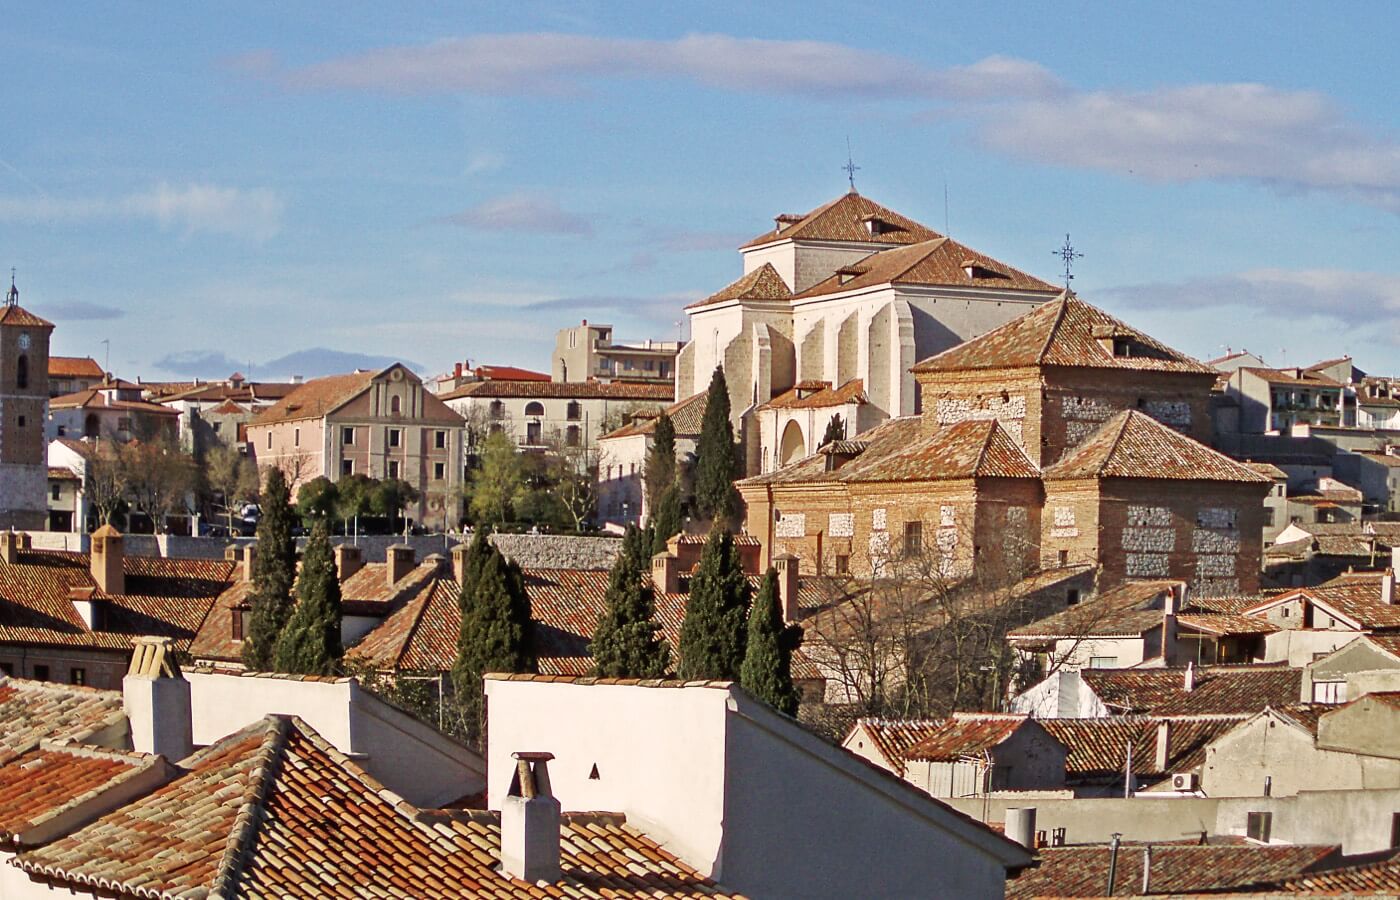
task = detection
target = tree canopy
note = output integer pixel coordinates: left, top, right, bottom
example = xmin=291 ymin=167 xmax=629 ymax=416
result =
xmin=693 ymin=367 xmax=738 ymax=526
xmin=644 ymin=413 xmax=677 ymax=508
xmin=273 ymin=519 xmax=344 ymax=675
xmin=591 ymin=525 xmax=671 ymax=678
xmin=677 ymin=527 xmax=750 ymax=680
xmin=468 ymin=431 xmax=526 ymax=527
xmin=241 ymin=468 xmax=298 ymax=670
xmin=740 ymin=568 xmax=801 ymax=716
xmin=452 ymin=527 xmax=534 ymax=743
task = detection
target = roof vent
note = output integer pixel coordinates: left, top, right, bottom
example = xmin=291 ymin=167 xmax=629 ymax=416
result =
xmin=501 ymin=752 xmax=561 ymax=884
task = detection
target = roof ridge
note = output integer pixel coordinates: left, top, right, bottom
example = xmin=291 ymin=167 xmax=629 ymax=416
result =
xmin=208 ymin=716 xmax=289 ymax=899
xmin=1036 ymin=294 xmax=1072 ymax=364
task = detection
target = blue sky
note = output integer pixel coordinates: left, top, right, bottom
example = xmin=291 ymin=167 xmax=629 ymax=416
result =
xmin=3 ymin=3 xmax=1399 ymax=379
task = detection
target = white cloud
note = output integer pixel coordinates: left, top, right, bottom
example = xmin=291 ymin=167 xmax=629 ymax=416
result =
xmin=442 ymin=192 xmax=592 ymax=235
xmin=0 ymin=182 xmax=284 ymax=239
xmin=235 ymin=34 xmax=1061 ymax=100
xmin=465 ymin=151 xmax=506 ymax=176
xmin=975 ymin=83 xmax=1400 ymax=212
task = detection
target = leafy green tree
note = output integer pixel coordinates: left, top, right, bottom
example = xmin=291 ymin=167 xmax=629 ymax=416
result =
xmin=591 ymin=526 xmax=671 ymax=678
xmin=821 ymin=413 xmax=847 ymax=448
xmin=273 ymin=520 xmax=344 ymax=674
xmin=241 ymin=469 xmax=298 ymax=670
xmin=693 ymin=367 xmax=738 ymax=525
xmin=677 ymin=527 xmax=751 ymax=680
xmin=297 ymin=476 xmax=338 ymax=522
xmin=740 ymin=568 xmax=801 ymax=716
xmin=644 ymin=413 xmax=677 ymax=507
xmin=372 ymin=478 xmax=420 ymax=534
xmin=452 ymin=528 xmax=534 ymax=743
xmin=334 ymin=473 xmax=375 ymax=534
xmin=650 ymin=483 xmax=683 ymax=555
xmin=469 ymin=431 xmax=525 ymax=526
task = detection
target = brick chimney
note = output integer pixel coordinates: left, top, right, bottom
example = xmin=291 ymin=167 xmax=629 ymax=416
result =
xmin=501 ymin=752 xmax=561 ymax=883
xmin=451 ymin=542 xmax=470 ymax=586
xmin=224 ymin=544 xmax=255 ymax=583
xmin=773 ymin=553 xmax=800 ymax=622
xmin=386 ymin=544 xmax=415 ymax=586
xmin=335 ymin=544 xmax=364 ymax=582
xmin=90 ymin=525 xmax=125 ymax=595
xmin=123 ymin=637 xmax=192 ymax=762
xmin=1154 ymin=721 xmax=1173 ymax=772
xmin=651 ymin=551 xmax=679 ymax=594
xmin=0 ymin=530 xmax=28 ymax=565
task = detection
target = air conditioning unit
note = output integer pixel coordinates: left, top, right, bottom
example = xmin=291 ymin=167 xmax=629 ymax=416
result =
xmin=1172 ymin=772 xmax=1199 ymax=791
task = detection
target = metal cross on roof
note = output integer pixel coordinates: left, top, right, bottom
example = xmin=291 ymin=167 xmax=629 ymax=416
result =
xmin=842 ymin=137 xmax=861 ymax=192
xmin=1053 ymin=234 xmax=1082 ymax=288
xmin=4 ymin=268 xmax=16 ymax=307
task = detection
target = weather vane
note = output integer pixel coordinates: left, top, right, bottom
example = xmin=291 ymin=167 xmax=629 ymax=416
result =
xmin=842 ymin=137 xmax=860 ymax=192
xmin=5 ymin=268 xmax=16 ymax=307
xmin=1053 ymin=234 xmax=1082 ymax=288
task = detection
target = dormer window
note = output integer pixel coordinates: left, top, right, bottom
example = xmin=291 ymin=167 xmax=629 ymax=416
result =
xmin=836 ymin=266 xmax=865 ymax=285
xmin=961 ymin=260 xmax=1005 ymax=280
xmin=1113 ymin=338 xmax=1133 ymax=357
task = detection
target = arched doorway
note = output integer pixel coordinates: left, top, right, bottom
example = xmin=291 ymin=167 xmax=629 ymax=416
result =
xmin=778 ymin=420 xmax=806 ymax=467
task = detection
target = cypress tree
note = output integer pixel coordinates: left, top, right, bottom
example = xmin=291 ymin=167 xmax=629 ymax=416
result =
xmin=644 ymin=413 xmax=677 ymax=508
xmin=650 ymin=483 xmax=683 ymax=556
xmin=241 ymin=468 xmax=297 ymax=670
xmin=677 ymin=527 xmax=750 ymax=680
xmin=694 ymin=367 xmax=738 ymax=525
xmin=820 ymin=413 xmax=847 ymax=447
xmin=590 ymin=526 xmax=671 ymax=678
xmin=273 ymin=520 xmax=344 ymax=675
xmin=740 ymin=568 xmax=800 ymax=716
xmin=452 ymin=531 xmax=534 ymax=742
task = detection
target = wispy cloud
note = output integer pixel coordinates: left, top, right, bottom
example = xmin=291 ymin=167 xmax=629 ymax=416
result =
xmin=1104 ymin=268 xmax=1400 ymax=328
xmin=656 ymin=230 xmax=751 ymax=253
xmin=43 ymin=300 xmax=125 ymax=321
xmin=0 ymin=183 xmax=285 ymax=239
xmin=233 ymin=35 xmax=1062 ymax=100
xmin=465 ymin=151 xmax=506 ymax=176
xmin=154 ymin=347 xmax=422 ymax=379
xmin=524 ymin=292 xmax=699 ymax=326
xmin=975 ymin=83 xmax=1400 ymax=213
xmin=441 ymin=192 xmax=592 ymax=235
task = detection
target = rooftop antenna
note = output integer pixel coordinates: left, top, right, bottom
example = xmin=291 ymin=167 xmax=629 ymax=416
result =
xmin=842 ymin=137 xmax=860 ymax=193
xmin=1053 ymin=234 xmax=1082 ymax=290
xmin=5 ymin=268 xmax=17 ymax=307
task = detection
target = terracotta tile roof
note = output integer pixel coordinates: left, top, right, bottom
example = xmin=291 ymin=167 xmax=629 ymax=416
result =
xmin=759 ymin=378 xmax=867 ymax=411
xmin=1009 ymin=580 xmax=1180 ymax=640
xmin=48 ymin=388 xmax=181 ymax=415
xmin=849 ymin=718 xmax=949 ymax=774
xmin=251 ymin=370 xmax=374 ymax=424
xmin=47 ymin=466 xmax=80 ymax=481
xmin=0 ymin=742 xmax=158 ymax=843
xmin=440 ymin=380 xmax=673 ymax=402
xmin=1045 ymin=410 xmax=1271 ymax=483
xmin=0 ymin=304 xmax=54 ymax=327
xmin=1038 ymin=715 xmax=1245 ymax=781
xmin=1281 ymin=854 xmax=1400 ymax=893
xmin=1079 ymin=665 xmax=1302 ymax=716
xmin=1175 ymin=613 xmax=1280 ymax=636
xmin=1273 ymin=703 xmax=1329 ymax=736
xmin=47 ymin=356 xmax=104 ymax=379
xmin=1007 ymin=843 xmax=1341 ymax=897
xmin=0 ymin=549 xmax=234 ymax=651
xmin=1241 ymin=366 xmax=1345 ymax=388
xmin=741 ymin=191 xmax=942 ymax=250
xmin=911 ymin=294 xmax=1217 ymax=375
xmin=474 ymin=364 xmax=551 ymax=382
xmin=1252 ymin=575 xmax=1400 ymax=630
xmin=903 ymin=714 xmax=1030 ymax=762
xmin=0 ymin=678 xmax=126 ymax=763
xmin=17 ymin=715 xmax=740 ymax=898
xmin=686 ymin=262 xmax=793 ymax=310
xmin=797 ymin=236 xmax=1058 ymax=299
xmin=1245 ymin=461 xmax=1288 ymax=479
xmin=601 ymin=390 xmax=707 ymax=439
xmin=187 ymin=581 xmax=253 ymax=662
xmin=157 ymin=381 xmax=300 ymax=404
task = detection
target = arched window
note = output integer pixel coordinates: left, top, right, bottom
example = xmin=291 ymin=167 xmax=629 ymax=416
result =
xmin=390 ymin=395 xmax=402 ymax=415
xmin=524 ymin=401 xmax=545 ymax=417
xmin=84 ymin=413 xmax=100 ymax=439
xmin=15 ymin=355 xmax=27 ymax=390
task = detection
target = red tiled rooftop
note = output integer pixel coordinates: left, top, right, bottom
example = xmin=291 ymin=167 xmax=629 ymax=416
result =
xmin=741 ymin=191 xmax=942 ymax=250
xmin=0 ymin=743 xmax=156 ymax=842
xmin=0 ymin=678 xmax=126 ymax=763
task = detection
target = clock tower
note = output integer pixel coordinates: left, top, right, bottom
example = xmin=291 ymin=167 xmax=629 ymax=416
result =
xmin=0 ymin=275 xmax=54 ymax=530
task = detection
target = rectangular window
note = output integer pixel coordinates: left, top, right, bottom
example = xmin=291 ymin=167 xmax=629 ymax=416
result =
xmin=1312 ymin=681 xmax=1347 ymax=703
xmin=0 ymin=662 xmax=12 ymax=676
xmin=117 ymin=417 xmax=131 ymax=432
xmin=1057 ymin=549 xmax=1069 ymax=566
xmin=342 ymin=426 xmax=355 ymax=445
xmin=213 ymin=421 xmax=222 ymax=434
xmin=835 ymin=554 xmax=849 ymax=576
xmin=266 ymin=432 xmax=272 ymax=449
xmin=1089 ymin=656 xmax=1118 ymax=669
xmin=231 ymin=608 xmax=244 ymax=641
xmin=1263 ymin=508 xmax=1275 ymax=526
xmin=388 ymin=428 xmax=402 ymax=448
xmin=1391 ymin=813 xmax=1400 ymax=849
xmin=32 ymin=664 xmax=49 ymax=682
xmin=1246 ymin=811 xmax=1273 ymax=843
xmin=341 ymin=459 xmax=354 ymax=476
xmin=51 ymin=484 xmax=61 ymax=500
xmin=902 ymin=521 xmax=923 ymax=557
xmin=294 ymin=427 xmax=300 ymax=447
xmin=434 ymin=462 xmax=445 ymax=480
xmin=435 ymin=430 xmax=447 ymax=449
xmin=388 ymin=460 xmax=401 ymax=479
xmin=69 ymin=667 xmax=86 ymax=686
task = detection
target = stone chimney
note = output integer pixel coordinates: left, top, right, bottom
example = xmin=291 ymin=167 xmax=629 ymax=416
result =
xmin=1004 ymin=807 xmax=1037 ymax=849
xmin=0 ymin=530 xmax=28 ymax=565
xmin=1161 ymin=584 xmax=1182 ymax=665
xmin=1183 ymin=662 xmax=1197 ymax=693
xmin=90 ymin=525 xmax=125 ymax=595
xmin=386 ymin=544 xmax=415 ymax=587
xmin=651 ymin=551 xmax=679 ymax=595
xmin=773 ymin=553 xmax=800 ymax=622
xmin=123 ymin=637 xmax=192 ymax=762
xmin=335 ymin=544 xmax=364 ymax=582
xmin=451 ymin=542 xmax=470 ymax=586
xmin=224 ymin=544 xmax=255 ymax=583
xmin=1154 ymin=721 xmax=1173 ymax=772
xmin=501 ymin=752 xmax=561 ymax=884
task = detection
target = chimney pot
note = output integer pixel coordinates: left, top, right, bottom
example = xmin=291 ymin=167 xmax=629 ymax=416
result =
xmin=1384 ymin=571 xmax=1396 ymax=606
xmin=773 ymin=554 xmax=800 ymax=622
xmin=226 ymin=544 xmax=256 ymax=583
xmin=0 ymin=530 xmax=25 ymax=565
xmin=651 ymin=551 xmax=679 ymax=595
xmin=501 ymin=752 xmax=561 ymax=884
xmin=123 ymin=637 xmax=192 ymax=761
xmin=335 ymin=544 xmax=364 ymax=582
xmin=1183 ymin=662 xmax=1196 ymax=693
xmin=1155 ymin=721 xmax=1173 ymax=772
xmin=90 ymin=526 xmax=125 ymax=595
xmin=1004 ymin=808 xmax=1037 ymax=849
xmin=451 ymin=542 xmax=470 ymax=587
xmin=386 ymin=544 xmax=415 ymax=587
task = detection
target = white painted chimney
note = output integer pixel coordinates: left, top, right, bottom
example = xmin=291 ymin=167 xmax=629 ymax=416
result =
xmin=1384 ymin=571 xmax=1396 ymax=606
xmin=1183 ymin=662 xmax=1196 ymax=693
xmin=501 ymin=751 xmax=561 ymax=884
xmin=123 ymin=637 xmax=193 ymax=762
xmin=1154 ymin=721 xmax=1172 ymax=772
xmin=1004 ymin=807 xmax=1037 ymax=849
xmin=773 ymin=553 xmax=801 ymax=622
xmin=386 ymin=544 xmax=415 ymax=586
xmin=1392 ymin=545 xmax=1400 ymax=581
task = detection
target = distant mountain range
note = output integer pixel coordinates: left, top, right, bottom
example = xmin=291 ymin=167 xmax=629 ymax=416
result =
xmin=154 ymin=347 xmax=424 ymax=380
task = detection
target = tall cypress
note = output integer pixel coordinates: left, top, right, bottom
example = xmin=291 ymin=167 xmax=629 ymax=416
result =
xmin=452 ymin=531 xmax=534 ymax=743
xmin=241 ymin=468 xmax=297 ymax=670
xmin=650 ymin=484 xmax=683 ymax=556
xmin=273 ymin=520 xmax=343 ymax=675
xmin=645 ymin=413 xmax=677 ymax=508
xmin=591 ymin=526 xmax=671 ymax=678
xmin=740 ymin=568 xmax=800 ymax=716
xmin=677 ymin=527 xmax=751 ymax=680
xmin=694 ymin=367 xmax=738 ymax=525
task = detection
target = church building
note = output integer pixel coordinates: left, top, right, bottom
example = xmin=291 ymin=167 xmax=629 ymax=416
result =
xmin=0 ymin=277 xmax=53 ymax=530
xmin=674 ymin=190 xmax=1061 ymax=474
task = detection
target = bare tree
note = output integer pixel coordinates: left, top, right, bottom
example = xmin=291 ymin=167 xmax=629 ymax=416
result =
xmin=83 ymin=444 xmax=127 ymax=528
xmin=203 ymin=444 xmax=260 ymax=531
xmin=122 ymin=439 xmax=197 ymax=533
xmin=273 ymin=446 xmax=317 ymax=492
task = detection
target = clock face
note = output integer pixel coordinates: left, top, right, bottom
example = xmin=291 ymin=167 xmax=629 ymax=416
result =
xmin=16 ymin=333 xmax=30 ymax=351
